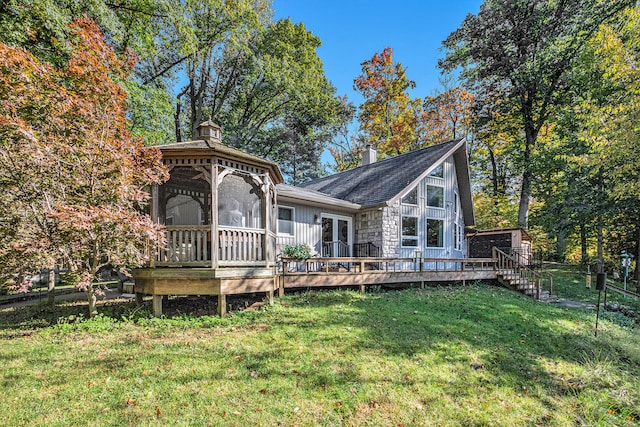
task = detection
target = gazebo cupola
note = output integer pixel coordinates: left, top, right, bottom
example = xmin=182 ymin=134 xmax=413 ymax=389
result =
xmin=195 ymin=119 xmax=222 ymax=144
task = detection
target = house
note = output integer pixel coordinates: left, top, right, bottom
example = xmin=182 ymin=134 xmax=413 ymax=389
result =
xmin=276 ymin=140 xmax=475 ymax=264
xmin=133 ymin=121 xmax=478 ymax=315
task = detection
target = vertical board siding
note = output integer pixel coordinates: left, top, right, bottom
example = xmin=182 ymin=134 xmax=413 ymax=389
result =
xmin=396 ymin=157 xmax=466 ymax=262
xmin=276 ymin=203 xmax=355 ymax=257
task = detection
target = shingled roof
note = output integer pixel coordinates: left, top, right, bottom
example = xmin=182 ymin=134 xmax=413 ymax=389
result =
xmin=299 ymin=138 xmax=464 ymax=207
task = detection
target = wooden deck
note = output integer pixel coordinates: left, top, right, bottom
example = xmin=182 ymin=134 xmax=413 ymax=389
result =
xmin=133 ymin=257 xmax=498 ymax=317
xmin=279 ymin=257 xmax=496 ymax=293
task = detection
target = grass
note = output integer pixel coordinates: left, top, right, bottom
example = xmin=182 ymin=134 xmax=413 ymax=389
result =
xmin=1 ymin=266 xmax=639 ymax=426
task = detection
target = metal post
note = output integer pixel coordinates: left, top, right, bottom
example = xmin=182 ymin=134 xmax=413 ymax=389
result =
xmin=595 ymin=290 xmax=601 ymax=337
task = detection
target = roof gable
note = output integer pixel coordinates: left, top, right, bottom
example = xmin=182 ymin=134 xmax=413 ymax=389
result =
xmin=299 ymin=139 xmax=464 ymax=206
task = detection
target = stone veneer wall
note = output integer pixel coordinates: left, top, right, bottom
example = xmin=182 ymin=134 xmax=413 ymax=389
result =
xmin=355 ymin=201 xmax=401 ymax=257
xmin=381 ymin=201 xmax=400 ymax=257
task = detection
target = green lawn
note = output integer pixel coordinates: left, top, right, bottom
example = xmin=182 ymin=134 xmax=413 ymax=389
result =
xmin=1 ymin=267 xmax=639 ymax=426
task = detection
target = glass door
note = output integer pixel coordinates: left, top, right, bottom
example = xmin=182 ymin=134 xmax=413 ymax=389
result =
xmin=321 ymin=214 xmax=352 ymax=257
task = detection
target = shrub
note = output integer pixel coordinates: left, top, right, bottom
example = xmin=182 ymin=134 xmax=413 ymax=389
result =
xmin=283 ymin=244 xmax=312 ymax=259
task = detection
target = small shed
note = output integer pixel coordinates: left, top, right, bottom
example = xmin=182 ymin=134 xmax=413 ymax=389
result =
xmin=467 ymin=228 xmax=532 ymax=261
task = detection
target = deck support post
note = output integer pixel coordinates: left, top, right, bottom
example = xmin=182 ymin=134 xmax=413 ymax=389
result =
xmin=278 ymin=274 xmax=285 ymax=297
xmin=267 ymin=290 xmax=274 ymax=305
xmin=135 ymin=292 xmax=144 ymax=305
xmin=218 ymin=293 xmax=227 ymax=317
xmin=359 ymin=284 xmax=365 ymax=294
xmin=420 ymin=281 xmax=425 ymax=289
xmin=152 ymin=294 xmax=163 ymax=317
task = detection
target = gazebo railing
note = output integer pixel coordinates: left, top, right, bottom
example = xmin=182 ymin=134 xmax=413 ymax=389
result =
xmin=218 ymin=227 xmax=265 ymax=265
xmin=155 ymin=225 xmax=268 ymax=266
xmin=157 ymin=225 xmax=210 ymax=266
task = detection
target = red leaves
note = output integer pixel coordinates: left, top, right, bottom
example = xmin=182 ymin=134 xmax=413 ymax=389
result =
xmin=0 ymin=18 xmax=167 ymax=312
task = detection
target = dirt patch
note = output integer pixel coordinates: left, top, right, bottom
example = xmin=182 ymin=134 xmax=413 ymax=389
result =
xmin=161 ymin=294 xmax=268 ymax=317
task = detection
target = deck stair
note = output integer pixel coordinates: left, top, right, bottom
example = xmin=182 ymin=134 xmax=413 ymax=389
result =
xmin=493 ymin=247 xmax=556 ymax=302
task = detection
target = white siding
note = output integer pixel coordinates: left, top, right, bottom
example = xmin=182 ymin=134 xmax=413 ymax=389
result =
xmin=276 ymin=202 xmax=354 ymax=256
xmin=396 ymin=156 xmax=466 ymax=260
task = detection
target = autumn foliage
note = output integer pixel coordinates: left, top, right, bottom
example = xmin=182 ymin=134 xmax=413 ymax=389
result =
xmin=0 ymin=18 xmax=167 ymax=315
xmin=354 ymin=47 xmax=422 ymax=159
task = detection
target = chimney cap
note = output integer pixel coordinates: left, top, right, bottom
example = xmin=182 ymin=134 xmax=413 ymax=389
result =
xmin=362 ymin=143 xmax=378 ymax=166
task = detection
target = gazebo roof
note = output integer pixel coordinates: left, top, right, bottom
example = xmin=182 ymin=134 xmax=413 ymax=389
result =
xmin=156 ymin=139 xmax=284 ymax=184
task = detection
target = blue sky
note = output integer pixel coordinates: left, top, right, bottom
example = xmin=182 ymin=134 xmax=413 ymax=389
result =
xmin=272 ymin=0 xmax=483 ymax=105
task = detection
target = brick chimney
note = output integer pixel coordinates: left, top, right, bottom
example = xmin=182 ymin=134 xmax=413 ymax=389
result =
xmin=195 ymin=120 xmax=222 ymax=144
xmin=362 ymin=144 xmax=377 ymax=166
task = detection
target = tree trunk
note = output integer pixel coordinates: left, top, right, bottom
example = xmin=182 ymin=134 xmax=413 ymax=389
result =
xmin=597 ymin=217 xmax=604 ymax=274
xmin=488 ymin=145 xmax=500 ymax=220
xmin=556 ymin=219 xmax=568 ymax=262
xmin=518 ymin=96 xmax=537 ymax=229
xmin=175 ymin=98 xmax=182 ymax=142
xmin=47 ymin=265 xmax=56 ymax=306
xmin=86 ymin=288 xmax=97 ymax=318
xmin=518 ymin=170 xmax=531 ymax=229
xmin=580 ymin=223 xmax=588 ymax=266
xmin=634 ymin=222 xmax=640 ymax=281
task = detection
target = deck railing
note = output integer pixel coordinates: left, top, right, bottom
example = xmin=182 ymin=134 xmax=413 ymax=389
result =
xmin=322 ymin=240 xmax=350 ymax=257
xmin=493 ymin=247 xmax=553 ymax=299
xmin=156 ymin=226 xmax=268 ymax=266
xmin=281 ymin=256 xmax=496 ymax=274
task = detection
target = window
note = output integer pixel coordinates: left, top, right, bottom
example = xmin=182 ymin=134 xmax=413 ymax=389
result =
xmin=454 ymin=192 xmax=459 ymax=215
xmin=401 ymin=216 xmax=418 ymax=247
xmin=429 ymin=164 xmax=443 ymax=178
xmin=427 ymin=185 xmax=444 ymax=208
xmin=277 ymin=206 xmax=294 ymax=235
xmin=401 ymin=187 xmax=418 ymax=205
xmin=454 ymin=223 xmax=463 ymax=251
xmin=427 ymin=219 xmax=444 ymax=248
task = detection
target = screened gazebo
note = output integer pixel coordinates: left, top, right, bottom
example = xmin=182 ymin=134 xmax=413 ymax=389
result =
xmin=134 ymin=121 xmax=284 ymax=315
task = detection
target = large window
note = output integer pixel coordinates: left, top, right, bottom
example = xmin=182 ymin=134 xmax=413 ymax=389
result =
xmin=401 ymin=216 xmax=418 ymax=247
xmin=277 ymin=206 xmax=294 ymax=235
xmin=427 ymin=185 xmax=444 ymax=208
xmin=427 ymin=219 xmax=444 ymax=248
xmin=401 ymin=187 xmax=418 ymax=205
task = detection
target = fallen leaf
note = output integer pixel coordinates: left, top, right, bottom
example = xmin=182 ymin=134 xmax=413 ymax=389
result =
xmin=126 ymin=399 xmax=135 ymax=406
xmin=259 ymin=389 xmax=268 ymax=394
xmin=156 ymin=408 xmax=161 ymax=416
xmin=335 ymin=401 xmax=343 ymax=407
xmin=250 ymin=371 xmax=259 ymax=378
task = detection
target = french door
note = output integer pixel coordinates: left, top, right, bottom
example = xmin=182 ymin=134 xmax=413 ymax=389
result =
xmin=321 ymin=214 xmax=352 ymax=257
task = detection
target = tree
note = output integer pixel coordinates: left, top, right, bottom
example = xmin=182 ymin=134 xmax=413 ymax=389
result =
xmin=0 ymin=18 xmax=167 ymax=316
xmin=440 ymin=0 xmax=633 ymax=228
xmin=422 ymin=84 xmax=475 ymax=142
xmin=218 ymin=18 xmax=346 ymax=177
xmin=354 ymin=47 xmax=423 ymax=159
